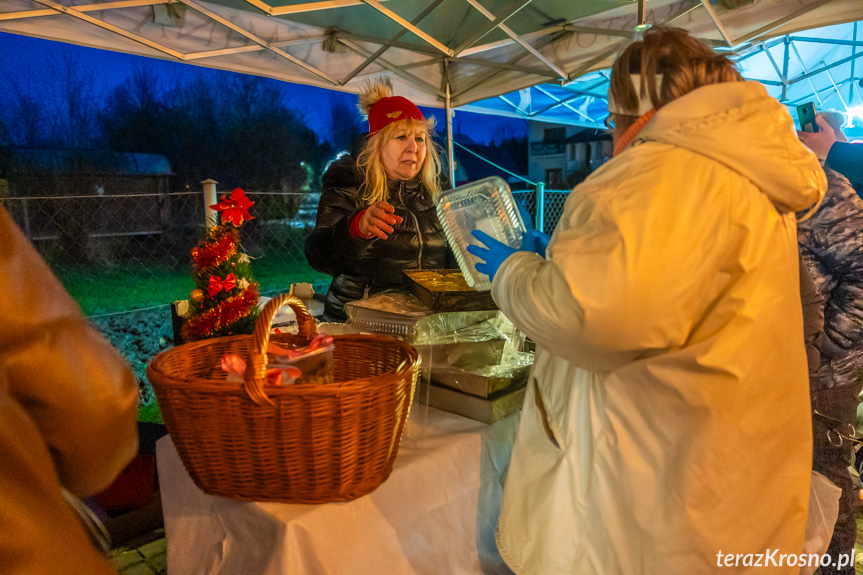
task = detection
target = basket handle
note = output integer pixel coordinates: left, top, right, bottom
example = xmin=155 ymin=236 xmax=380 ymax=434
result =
xmin=244 ymin=293 xmax=316 ymax=406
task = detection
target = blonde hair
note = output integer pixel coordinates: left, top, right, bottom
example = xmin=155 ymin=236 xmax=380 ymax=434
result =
xmin=356 ymin=118 xmax=442 ymax=204
xmin=355 ymin=78 xmax=442 ymax=204
xmin=610 ymin=26 xmax=743 ymax=115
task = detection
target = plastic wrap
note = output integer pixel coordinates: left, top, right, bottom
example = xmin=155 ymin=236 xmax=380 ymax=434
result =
xmin=259 ymin=294 xmax=324 ymax=334
xmin=269 ymin=334 xmax=335 ymax=385
xmin=345 ymin=292 xmax=432 ymax=341
xmin=416 ymin=311 xmax=525 ymax=358
xmin=415 ymin=310 xmax=533 ymax=402
xmin=315 ymin=322 xmax=358 ymax=336
xmin=426 ymin=350 xmax=534 ymax=399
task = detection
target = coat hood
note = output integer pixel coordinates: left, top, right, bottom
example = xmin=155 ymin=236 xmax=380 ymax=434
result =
xmin=637 ymin=81 xmax=826 ymax=214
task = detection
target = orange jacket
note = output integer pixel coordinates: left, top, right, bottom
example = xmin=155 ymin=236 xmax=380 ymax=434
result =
xmin=0 ymin=207 xmax=139 ymax=575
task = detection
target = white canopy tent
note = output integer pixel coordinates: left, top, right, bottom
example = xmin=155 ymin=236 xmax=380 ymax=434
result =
xmin=1 ymin=0 xmax=861 ymax=170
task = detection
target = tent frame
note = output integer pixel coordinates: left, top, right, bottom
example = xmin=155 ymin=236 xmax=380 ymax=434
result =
xmin=1 ymin=0 xmax=861 ymax=150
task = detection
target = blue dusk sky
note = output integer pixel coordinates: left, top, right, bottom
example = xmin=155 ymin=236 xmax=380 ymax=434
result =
xmin=0 ymin=31 xmax=528 ymax=146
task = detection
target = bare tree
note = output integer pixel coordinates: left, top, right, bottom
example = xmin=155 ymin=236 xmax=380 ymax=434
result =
xmin=48 ymin=51 xmax=103 ymax=148
xmin=5 ymin=95 xmax=46 ymax=147
xmin=101 ymin=66 xmax=171 ymax=154
xmin=328 ymin=97 xmax=362 ymax=154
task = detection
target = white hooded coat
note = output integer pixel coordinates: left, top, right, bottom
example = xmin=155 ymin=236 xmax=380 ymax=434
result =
xmin=493 ymin=81 xmax=826 ymax=574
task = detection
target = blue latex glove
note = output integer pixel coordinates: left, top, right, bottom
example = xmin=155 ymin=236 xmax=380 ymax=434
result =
xmin=520 ymin=229 xmax=550 ymax=258
xmin=516 ymin=200 xmax=535 ymax=230
xmin=467 ymin=230 xmax=517 ymax=283
xmin=515 ymin=200 xmax=551 ymax=258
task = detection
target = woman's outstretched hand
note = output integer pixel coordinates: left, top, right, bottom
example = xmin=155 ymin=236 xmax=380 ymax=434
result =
xmin=359 ymin=201 xmax=403 ymax=240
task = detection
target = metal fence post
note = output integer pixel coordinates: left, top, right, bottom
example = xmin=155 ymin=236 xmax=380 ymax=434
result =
xmin=535 ymin=181 xmax=545 ymax=233
xmin=21 ymin=198 xmax=32 ymax=239
xmin=202 ymin=179 xmax=218 ymax=228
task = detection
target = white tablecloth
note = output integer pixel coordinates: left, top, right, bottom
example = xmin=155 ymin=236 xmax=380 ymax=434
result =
xmin=156 ymin=407 xmax=519 ymax=575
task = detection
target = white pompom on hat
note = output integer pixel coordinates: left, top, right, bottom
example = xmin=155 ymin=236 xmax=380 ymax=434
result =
xmin=358 ymin=78 xmax=424 ymax=134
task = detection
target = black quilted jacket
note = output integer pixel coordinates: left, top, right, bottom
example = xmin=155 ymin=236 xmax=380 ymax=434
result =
xmin=304 ymin=154 xmax=453 ymax=321
xmin=798 ymin=167 xmax=863 ymax=391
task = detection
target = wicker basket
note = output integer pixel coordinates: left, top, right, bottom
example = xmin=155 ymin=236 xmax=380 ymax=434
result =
xmin=146 ymin=294 xmax=419 ymax=503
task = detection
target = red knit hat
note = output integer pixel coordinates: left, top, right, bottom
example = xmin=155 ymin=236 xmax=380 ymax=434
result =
xmin=368 ymin=96 xmax=425 ymax=134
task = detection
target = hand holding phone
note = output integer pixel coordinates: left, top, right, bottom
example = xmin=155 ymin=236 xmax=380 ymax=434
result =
xmin=797 ymin=114 xmax=837 ymax=160
xmin=797 ymin=102 xmax=819 ymax=133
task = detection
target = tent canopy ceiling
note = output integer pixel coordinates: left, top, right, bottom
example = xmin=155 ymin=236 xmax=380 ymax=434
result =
xmin=462 ymin=19 xmax=863 ymax=129
xmin=1 ymin=0 xmax=860 ymax=116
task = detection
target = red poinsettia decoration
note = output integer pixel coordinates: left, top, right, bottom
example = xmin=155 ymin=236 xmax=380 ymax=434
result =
xmin=211 ymin=188 xmax=255 ymax=227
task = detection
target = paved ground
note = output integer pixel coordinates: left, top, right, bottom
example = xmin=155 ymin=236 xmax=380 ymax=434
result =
xmin=110 ymin=528 xmax=167 ymax=575
xmin=856 ymin=515 xmax=863 ymax=573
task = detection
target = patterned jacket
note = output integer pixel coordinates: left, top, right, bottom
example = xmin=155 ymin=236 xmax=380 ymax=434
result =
xmin=798 ymin=167 xmax=863 ymax=391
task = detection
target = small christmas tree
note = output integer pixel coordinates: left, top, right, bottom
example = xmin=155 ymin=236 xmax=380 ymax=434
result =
xmin=182 ymin=188 xmax=260 ymax=342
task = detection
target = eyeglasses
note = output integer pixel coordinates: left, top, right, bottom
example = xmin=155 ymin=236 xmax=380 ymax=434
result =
xmin=604 ymin=114 xmax=615 ymax=130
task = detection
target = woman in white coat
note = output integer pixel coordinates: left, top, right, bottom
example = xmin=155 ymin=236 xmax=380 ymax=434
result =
xmin=469 ymin=27 xmax=826 ymax=574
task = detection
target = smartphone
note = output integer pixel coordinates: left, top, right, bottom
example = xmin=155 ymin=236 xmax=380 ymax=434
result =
xmin=797 ymin=102 xmax=819 ymax=133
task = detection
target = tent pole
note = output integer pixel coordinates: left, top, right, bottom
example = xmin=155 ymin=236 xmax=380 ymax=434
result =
xmin=851 ymin=22 xmax=858 ymax=105
xmin=446 ymin=82 xmax=455 ymax=188
xmin=781 ymin=36 xmax=789 ymax=102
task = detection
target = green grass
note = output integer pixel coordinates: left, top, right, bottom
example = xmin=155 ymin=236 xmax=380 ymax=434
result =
xmin=254 ymin=258 xmax=331 ymax=296
xmin=57 ymin=259 xmax=329 ymax=316
xmin=60 ymin=264 xmax=195 ymax=316
xmin=138 ymin=400 xmax=165 ymax=425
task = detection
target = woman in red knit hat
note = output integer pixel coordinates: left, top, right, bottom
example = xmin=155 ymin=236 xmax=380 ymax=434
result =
xmin=305 ymin=79 xmax=452 ymax=321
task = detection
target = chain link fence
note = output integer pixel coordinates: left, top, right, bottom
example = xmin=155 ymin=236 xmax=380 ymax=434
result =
xmin=2 ymin=188 xmax=329 ymax=316
xmin=512 ymin=187 xmax=570 ymax=235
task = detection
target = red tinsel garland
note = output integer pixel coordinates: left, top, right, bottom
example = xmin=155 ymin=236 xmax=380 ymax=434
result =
xmin=192 ymin=228 xmax=238 ymax=271
xmin=182 ymin=285 xmax=259 ymax=341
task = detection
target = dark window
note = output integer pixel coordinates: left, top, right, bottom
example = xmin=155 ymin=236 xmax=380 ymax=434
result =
xmin=544 ymin=127 xmax=566 ymax=142
xmin=546 ymin=168 xmax=563 ymax=188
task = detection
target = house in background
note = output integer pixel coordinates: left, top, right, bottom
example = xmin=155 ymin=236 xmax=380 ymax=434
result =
xmin=528 ymin=122 xmax=612 ymax=189
xmin=0 ymin=148 xmax=173 ymax=199
xmin=0 ymin=148 xmax=174 ymax=259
